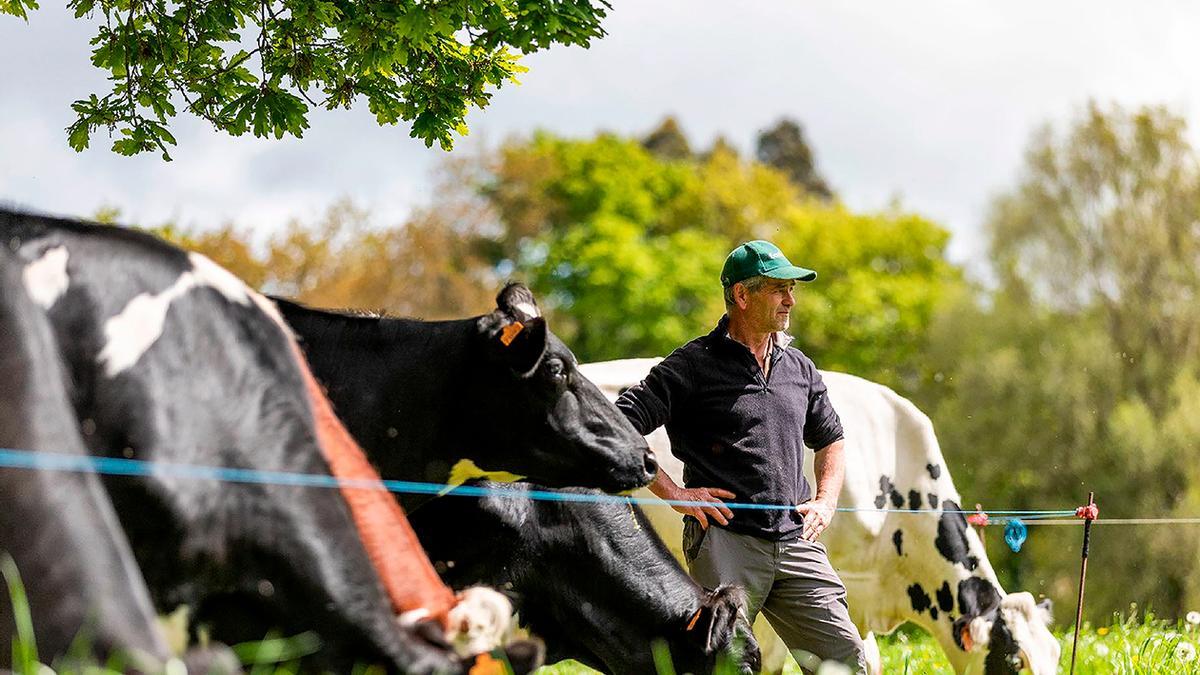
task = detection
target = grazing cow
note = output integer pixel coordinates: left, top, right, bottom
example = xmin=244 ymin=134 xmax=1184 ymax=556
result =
xmin=580 ymin=359 xmax=1062 ymax=675
xmin=279 ymin=300 xmax=758 ymax=674
xmin=0 ymin=208 xmax=524 ymax=674
xmin=1 ymin=245 xmax=236 ymax=673
xmin=409 ymin=483 xmax=762 ymax=675
xmin=274 ymin=292 xmax=657 ymax=506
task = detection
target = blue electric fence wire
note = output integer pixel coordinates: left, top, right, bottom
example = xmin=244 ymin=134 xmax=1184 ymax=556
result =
xmin=0 ymin=448 xmax=1085 ymax=518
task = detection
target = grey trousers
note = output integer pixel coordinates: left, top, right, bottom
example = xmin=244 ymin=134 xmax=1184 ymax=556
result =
xmin=684 ymin=521 xmax=867 ymax=674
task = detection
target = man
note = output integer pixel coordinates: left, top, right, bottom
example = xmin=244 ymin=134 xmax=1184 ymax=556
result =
xmin=616 ymin=240 xmax=867 ymax=673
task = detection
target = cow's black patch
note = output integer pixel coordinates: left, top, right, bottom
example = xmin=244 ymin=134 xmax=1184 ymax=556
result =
xmin=931 ymin=607 xmax=939 ymax=621
xmin=952 ymin=576 xmax=1004 ymax=652
xmin=874 ymin=475 xmax=905 ymax=510
xmin=937 ymin=581 xmax=954 ymax=613
xmin=983 ymin=614 xmax=1022 ymax=675
xmin=907 ymin=583 xmax=932 ymax=615
xmin=936 ymin=500 xmax=979 ymax=570
xmin=908 ymin=490 xmax=922 ymax=511
xmin=892 ymin=529 xmax=903 ymax=556
xmin=927 ymin=463 xmax=941 ymax=479
xmin=927 ymin=492 xmax=938 ymax=509
xmin=874 ymin=476 xmax=890 ymax=509
xmin=956 ymin=576 xmax=1001 ymax=620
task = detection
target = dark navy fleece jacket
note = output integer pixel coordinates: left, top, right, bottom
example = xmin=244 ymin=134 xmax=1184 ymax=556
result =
xmin=616 ymin=315 xmax=844 ymax=540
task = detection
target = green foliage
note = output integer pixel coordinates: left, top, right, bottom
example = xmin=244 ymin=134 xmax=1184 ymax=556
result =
xmin=475 ymin=130 xmax=961 ymax=387
xmin=3 ymin=554 xmax=39 ymax=674
xmin=0 ymin=0 xmax=36 ymax=21
xmin=916 ymin=102 xmax=1200 ymax=620
xmin=4 ymin=0 xmax=611 ymax=159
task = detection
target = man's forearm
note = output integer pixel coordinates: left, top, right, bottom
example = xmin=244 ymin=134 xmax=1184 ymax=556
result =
xmin=812 ymin=439 xmax=846 ymax=505
xmin=649 ymin=467 xmax=682 ymax=500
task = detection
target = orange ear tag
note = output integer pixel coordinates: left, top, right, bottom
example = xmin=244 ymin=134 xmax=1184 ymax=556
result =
xmin=499 ymin=321 xmax=524 ymax=347
xmin=960 ymin=626 xmax=974 ymax=652
xmin=469 ymin=653 xmax=505 ymax=675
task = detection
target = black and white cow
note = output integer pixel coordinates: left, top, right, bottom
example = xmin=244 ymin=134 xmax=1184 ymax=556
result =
xmin=0 ymin=208 xmax=522 ymax=674
xmin=278 ymin=299 xmax=758 ymax=674
xmin=274 ymin=292 xmax=657 ymax=507
xmin=580 ymin=359 xmax=1062 ymax=675
xmin=409 ymin=483 xmax=762 ymax=675
xmin=1 ymin=244 xmax=238 ymax=673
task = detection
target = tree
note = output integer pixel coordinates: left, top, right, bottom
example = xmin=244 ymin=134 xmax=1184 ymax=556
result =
xmin=755 ymin=118 xmax=833 ymax=199
xmin=641 ymin=116 xmax=692 ymax=161
xmin=918 ymin=102 xmax=1200 ymax=619
xmin=142 ymin=199 xmax=496 ymax=318
xmin=470 ymin=130 xmax=961 ymax=375
xmin=2 ymin=0 xmax=612 ymax=159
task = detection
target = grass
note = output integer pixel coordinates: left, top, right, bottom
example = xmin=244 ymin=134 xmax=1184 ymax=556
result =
xmin=535 ymin=610 xmax=1200 ymax=675
xmin=5 ymin=558 xmax=1200 ymax=675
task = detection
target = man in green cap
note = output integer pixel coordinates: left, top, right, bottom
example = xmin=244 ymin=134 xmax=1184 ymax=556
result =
xmin=617 ymin=240 xmax=866 ymax=673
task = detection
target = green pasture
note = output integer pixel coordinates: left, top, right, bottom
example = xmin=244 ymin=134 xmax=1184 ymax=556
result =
xmin=8 ymin=600 xmax=1200 ymax=674
xmin=535 ymin=612 xmax=1200 ymax=675
xmin=8 ymin=547 xmax=1200 ymax=675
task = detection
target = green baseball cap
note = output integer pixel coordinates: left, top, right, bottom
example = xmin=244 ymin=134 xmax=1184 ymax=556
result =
xmin=720 ymin=240 xmax=817 ymax=288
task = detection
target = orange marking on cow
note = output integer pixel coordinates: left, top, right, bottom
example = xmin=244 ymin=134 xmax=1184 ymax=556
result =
xmin=289 ymin=340 xmax=457 ymax=628
xmin=499 ymin=321 xmax=524 ymax=346
xmin=468 ymin=652 xmax=505 ymax=675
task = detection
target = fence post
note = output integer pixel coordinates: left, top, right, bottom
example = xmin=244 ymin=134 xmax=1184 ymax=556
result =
xmin=1069 ymin=491 xmax=1096 ymax=675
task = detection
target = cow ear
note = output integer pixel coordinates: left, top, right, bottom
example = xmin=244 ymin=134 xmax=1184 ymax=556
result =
xmin=478 ymin=312 xmax=547 ymax=378
xmin=495 ymin=282 xmax=542 ymax=323
xmin=699 ymin=585 xmax=748 ymax=656
xmin=967 ymin=617 xmax=992 ymax=651
xmin=1036 ymin=597 xmax=1054 ymax=625
xmin=953 ymin=614 xmax=992 ymax=653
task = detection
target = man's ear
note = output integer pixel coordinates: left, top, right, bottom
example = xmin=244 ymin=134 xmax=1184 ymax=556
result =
xmin=732 ymin=282 xmax=750 ymax=310
xmin=478 ymin=312 xmax=547 ymax=378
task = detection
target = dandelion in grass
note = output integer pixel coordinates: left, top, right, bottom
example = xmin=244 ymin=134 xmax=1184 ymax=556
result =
xmin=1177 ymin=641 xmax=1197 ymax=663
xmin=1097 ymin=627 xmax=1109 ymax=636
xmin=1187 ymin=611 xmax=1200 ymax=627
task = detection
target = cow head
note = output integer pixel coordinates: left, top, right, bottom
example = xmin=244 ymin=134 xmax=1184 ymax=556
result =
xmin=470 ymin=284 xmax=657 ymax=492
xmin=953 ymin=579 xmax=1060 ymax=675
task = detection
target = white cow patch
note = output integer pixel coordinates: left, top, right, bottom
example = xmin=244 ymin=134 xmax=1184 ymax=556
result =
xmin=22 ymin=246 xmax=70 ymax=308
xmin=98 ymin=254 xmax=276 ymax=377
xmin=514 ymin=302 xmax=540 ymax=318
xmin=187 ymin=252 xmax=251 ymax=306
xmin=445 ymin=586 xmax=513 ymax=656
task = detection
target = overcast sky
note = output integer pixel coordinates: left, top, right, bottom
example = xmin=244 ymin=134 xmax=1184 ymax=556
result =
xmin=3 ymin=1 xmax=1198 ymax=264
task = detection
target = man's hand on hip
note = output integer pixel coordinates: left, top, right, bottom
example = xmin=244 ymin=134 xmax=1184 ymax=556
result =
xmin=670 ymin=485 xmax=735 ymax=530
xmin=795 ymin=498 xmax=836 ymax=541
xmin=649 ymin=470 xmax=734 ymax=530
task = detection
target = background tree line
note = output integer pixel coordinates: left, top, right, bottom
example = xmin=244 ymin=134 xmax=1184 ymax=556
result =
xmin=122 ymin=107 xmax=1200 ymax=622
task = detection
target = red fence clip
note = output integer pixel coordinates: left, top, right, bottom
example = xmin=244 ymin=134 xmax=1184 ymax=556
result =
xmin=967 ymin=503 xmax=989 ymax=527
xmin=1075 ymin=504 xmax=1099 ymax=521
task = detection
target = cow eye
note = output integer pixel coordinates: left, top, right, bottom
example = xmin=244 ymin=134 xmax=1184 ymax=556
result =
xmin=546 ymin=359 xmax=568 ymax=383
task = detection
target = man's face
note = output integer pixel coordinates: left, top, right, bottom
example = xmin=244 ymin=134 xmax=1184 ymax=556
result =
xmin=742 ymin=279 xmax=796 ymax=333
